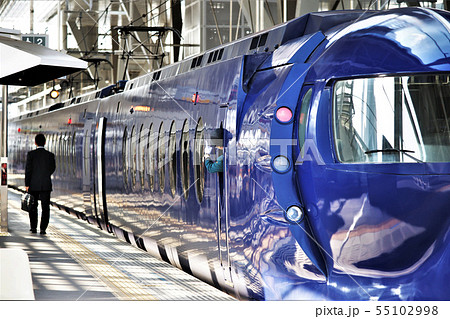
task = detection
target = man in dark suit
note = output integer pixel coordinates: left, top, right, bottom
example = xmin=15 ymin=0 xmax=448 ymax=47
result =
xmin=25 ymin=133 xmax=56 ymax=235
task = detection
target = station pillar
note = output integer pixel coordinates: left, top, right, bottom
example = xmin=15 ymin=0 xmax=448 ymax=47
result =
xmin=1 ymin=85 xmax=8 ymax=232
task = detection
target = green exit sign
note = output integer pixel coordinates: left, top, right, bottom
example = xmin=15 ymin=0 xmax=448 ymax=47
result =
xmin=22 ymin=34 xmax=48 ymax=47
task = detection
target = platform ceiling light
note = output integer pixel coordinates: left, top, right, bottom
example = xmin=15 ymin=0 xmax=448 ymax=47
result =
xmin=50 ymin=89 xmax=59 ymax=99
xmin=285 ymin=205 xmax=304 ymax=224
xmin=272 ymin=155 xmax=290 ymax=173
xmin=276 ymin=106 xmax=293 ymax=123
xmin=50 ymin=80 xmax=59 ymax=99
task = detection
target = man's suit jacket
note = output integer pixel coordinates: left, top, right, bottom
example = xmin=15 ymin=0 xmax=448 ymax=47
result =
xmin=25 ymin=147 xmax=56 ymax=192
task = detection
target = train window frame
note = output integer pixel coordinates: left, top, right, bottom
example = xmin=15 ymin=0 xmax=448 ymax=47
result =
xmin=131 ymin=125 xmax=137 ymax=187
xmin=122 ymin=126 xmax=128 ymax=188
xmin=54 ymin=133 xmax=58 ymax=156
xmin=64 ymin=132 xmax=68 ymax=176
xmin=66 ymin=133 xmax=70 ymax=175
xmin=58 ymin=133 xmax=63 ymax=175
xmin=66 ymin=133 xmax=71 ymax=176
xmin=139 ymin=124 xmax=145 ymax=190
xmin=158 ymin=122 xmax=166 ymax=193
xmin=168 ymin=121 xmax=177 ymax=197
xmin=218 ymin=48 xmax=224 ymax=60
xmin=180 ymin=119 xmax=190 ymax=200
xmin=48 ymin=134 xmax=53 ymax=156
xmin=297 ymin=87 xmax=313 ymax=153
xmin=194 ymin=118 xmax=205 ymax=203
xmin=54 ymin=133 xmax=58 ymax=158
xmin=83 ymin=130 xmax=89 ymax=178
xmin=147 ymin=123 xmax=155 ymax=192
xmin=55 ymin=134 xmax=59 ymax=174
xmin=258 ymin=33 xmax=268 ymax=47
xmin=72 ymin=132 xmax=76 ymax=177
xmin=250 ymin=37 xmax=259 ymax=50
xmin=332 ymin=74 xmax=450 ymax=164
xmin=54 ymin=133 xmax=57 ymax=160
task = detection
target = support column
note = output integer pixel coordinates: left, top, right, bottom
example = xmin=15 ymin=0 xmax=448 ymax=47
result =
xmin=445 ymin=0 xmax=450 ymax=10
xmin=296 ymin=0 xmax=319 ymax=16
xmin=1 ymin=85 xmax=8 ymax=232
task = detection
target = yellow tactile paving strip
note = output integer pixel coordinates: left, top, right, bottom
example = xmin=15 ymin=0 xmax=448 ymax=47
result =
xmin=7 ymin=194 xmax=157 ymax=300
xmin=47 ymin=224 xmax=158 ymax=300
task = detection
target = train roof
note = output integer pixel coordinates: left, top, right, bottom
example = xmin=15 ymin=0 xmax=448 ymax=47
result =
xmin=10 ymin=80 xmax=127 ymax=121
xmin=123 ymin=10 xmax=368 ymax=91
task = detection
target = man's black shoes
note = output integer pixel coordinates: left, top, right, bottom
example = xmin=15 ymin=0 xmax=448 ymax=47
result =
xmin=31 ymin=228 xmax=46 ymax=234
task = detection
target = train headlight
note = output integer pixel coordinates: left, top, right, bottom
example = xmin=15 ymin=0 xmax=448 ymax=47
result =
xmin=272 ymin=155 xmax=290 ymax=173
xmin=285 ymin=206 xmax=304 ymax=224
xmin=275 ymin=106 xmax=293 ymax=123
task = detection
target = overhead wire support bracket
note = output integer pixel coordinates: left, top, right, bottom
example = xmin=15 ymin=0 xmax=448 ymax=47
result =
xmin=114 ymin=26 xmax=182 ymax=78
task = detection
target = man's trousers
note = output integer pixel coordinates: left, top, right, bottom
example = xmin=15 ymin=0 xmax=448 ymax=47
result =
xmin=28 ymin=191 xmax=51 ymax=232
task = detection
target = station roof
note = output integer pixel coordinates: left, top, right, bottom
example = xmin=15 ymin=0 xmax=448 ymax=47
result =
xmin=0 ymin=36 xmax=87 ymax=86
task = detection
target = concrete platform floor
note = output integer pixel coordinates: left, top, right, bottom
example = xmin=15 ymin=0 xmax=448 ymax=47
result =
xmin=1 ymin=189 xmax=234 ymax=302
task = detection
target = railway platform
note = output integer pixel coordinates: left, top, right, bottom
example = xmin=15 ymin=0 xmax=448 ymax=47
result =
xmin=0 ymin=189 xmax=235 ymax=301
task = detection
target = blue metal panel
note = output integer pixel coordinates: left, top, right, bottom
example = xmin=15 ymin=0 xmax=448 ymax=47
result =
xmin=260 ymin=32 xmax=325 ymax=69
xmin=307 ymin=8 xmax=450 ymax=82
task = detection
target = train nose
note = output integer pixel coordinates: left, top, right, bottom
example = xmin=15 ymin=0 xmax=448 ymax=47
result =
xmin=331 ymin=173 xmax=450 ymax=276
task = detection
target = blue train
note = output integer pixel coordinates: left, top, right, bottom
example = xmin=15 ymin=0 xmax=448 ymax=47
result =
xmin=8 ymin=7 xmax=450 ymax=300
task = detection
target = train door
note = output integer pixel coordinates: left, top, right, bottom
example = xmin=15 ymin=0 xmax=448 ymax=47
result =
xmin=93 ymin=117 xmax=109 ymax=230
xmin=217 ymin=102 xmax=236 ymax=286
xmin=82 ymin=119 xmax=98 ymax=224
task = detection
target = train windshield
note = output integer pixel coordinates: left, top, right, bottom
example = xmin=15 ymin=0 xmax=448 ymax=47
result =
xmin=333 ymin=74 xmax=450 ymax=163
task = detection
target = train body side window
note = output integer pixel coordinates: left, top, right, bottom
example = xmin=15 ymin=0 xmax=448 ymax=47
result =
xmin=84 ymin=130 xmax=89 ymax=178
xmin=122 ymin=126 xmax=128 ymax=188
xmin=47 ymin=135 xmax=52 ymax=155
xmin=55 ymin=134 xmax=59 ymax=174
xmin=158 ymin=122 xmax=165 ymax=193
xmin=66 ymin=133 xmax=70 ymax=176
xmin=63 ymin=133 xmax=69 ymax=175
xmin=139 ymin=124 xmax=145 ymax=189
xmin=131 ymin=125 xmax=137 ymax=187
xmin=72 ymin=132 xmax=76 ymax=176
xmin=59 ymin=133 xmax=63 ymax=174
xmin=180 ymin=120 xmax=190 ymax=200
xmin=168 ymin=121 xmax=177 ymax=197
xmin=194 ymin=118 xmax=205 ymax=203
xmin=147 ymin=123 xmax=154 ymax=192
xmin=54 ymin=133 xmax=58 ymax=156
xmin=66 ymin=133 xmax=71 ymax=176
xmin=46 ymin=134 xmax=52 ymax=159
xmin=61 ymin=133 xmax=64 ymax=175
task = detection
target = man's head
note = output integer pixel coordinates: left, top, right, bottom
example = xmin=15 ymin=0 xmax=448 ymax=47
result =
xmin=35 ymin=133 xmax=46 ymax=147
